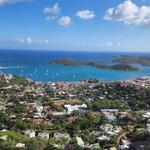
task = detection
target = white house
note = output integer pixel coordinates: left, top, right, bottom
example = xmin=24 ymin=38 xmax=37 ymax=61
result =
xmin=146 ymin=123 xmax=150 ymax=135
xmin=38 ymin=132 xmax=49 ymax=140
xmin=36 ymin=105 xmax=43 ymax=113
xmin=98 ymin=135 xmax=110 ymax=142
xmin=0 ymin=135 xmax=8 ymax=141
xmin=24 ymin=130 xmax=35 ymax=138
xmin=64 ymin=104 xmax=87 ymax=113
xmin=142 ymin=112 xmax=150 ymax=118
xmin=101 ymin=109 xmax=118 ymax=113
xmin=103 ymin=112 xmax=117 ymax=123
xmin=76 ymin=136 xmax=84 ymax=146
xmin=119 ymin=139 xmax=131 ymax=150
xmin=83 ymin=143 xmax=100 ymax=149
xmin=16 ymin=143 xmax=25 ymax=148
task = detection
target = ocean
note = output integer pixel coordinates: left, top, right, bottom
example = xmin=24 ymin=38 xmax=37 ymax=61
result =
xmin=0 ymin=49 xmax=150 ymax=82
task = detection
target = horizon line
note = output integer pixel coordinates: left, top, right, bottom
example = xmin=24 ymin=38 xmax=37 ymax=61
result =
xmin=0 ymin=48 xmax=150 ymax=53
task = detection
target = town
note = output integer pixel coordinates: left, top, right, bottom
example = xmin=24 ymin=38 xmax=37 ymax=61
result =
xmin=0 ymin=74 xmax=150 ymax=150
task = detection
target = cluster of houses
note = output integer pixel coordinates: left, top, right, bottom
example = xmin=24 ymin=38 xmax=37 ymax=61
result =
xmin=24 ymin=129 xmax=70 ymax=142
xmin=0 ymin=74 xmax=150 ymax=149
xmin=125 ymin=77 xmax=150 ymax=88
xmin=143 ymin=112 xmax=150 ymax=135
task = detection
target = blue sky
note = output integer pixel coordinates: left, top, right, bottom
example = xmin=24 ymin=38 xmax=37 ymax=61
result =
xmin=0 ymin=0 xmax=150 ymax=51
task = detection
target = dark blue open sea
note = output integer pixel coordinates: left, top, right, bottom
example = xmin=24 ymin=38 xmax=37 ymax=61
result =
xmin=0 ymin=49 xmax=150 ymax=82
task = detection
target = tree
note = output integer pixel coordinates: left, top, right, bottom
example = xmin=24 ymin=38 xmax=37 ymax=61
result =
xmin=26 ymin=139 xmax=39 ymax=150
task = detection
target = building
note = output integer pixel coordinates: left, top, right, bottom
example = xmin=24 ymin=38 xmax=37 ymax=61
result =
xmin=53 ymin=133 xmax=70 ymax=143
xmin=101 ymin=109 xmax=118 ymax=113
xmin=83 ymin=143 xmax=100 ymax=149
xmin=98 ymin=135 xmax=110 ymax=142
xmin=146 ymin=123 xmax=150 ymax=135
xmin=0 ymin=135 xmax=8 ymax=141
xmin=38 ymin=132 xmax=49 ymax=140
xmin=24 ymin=130 xmax=35 ymax=138
xmin=16 ymin=143 xmax=25 ymax=148
xmin=76 ymin=136 xmax=84 ymax=146
xmin=64 ymin=104 xmax=87 ymax=113
xmin=103 ymin=112 xmax=117 ymax=123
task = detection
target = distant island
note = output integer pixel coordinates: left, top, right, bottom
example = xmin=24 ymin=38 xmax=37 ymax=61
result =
xmin=109 ymin=64 xmax=138 ymax=71
xmin=49 ymin=58 xmax=82 ymax=66
xmin=113 ymin=55 xmax=150 ymax=66
xmin=49 ymin=58 xmax=139 ymax=71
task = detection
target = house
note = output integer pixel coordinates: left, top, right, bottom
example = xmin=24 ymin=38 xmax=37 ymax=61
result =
xmin=38 ymin=132 xmax=49 ymax=140
xmin=103 ymin=112 xmax=116 ymax=123
xmin=146 ymin=123 xmax=150 ymax=135
xmin=100 ymin=124 xmax=113 ymax=133
xmin=119 ymin=144 xmax=130 ymax=150
xmin=24 ymin=130 xmax=35 ymax=138
xmin=0 ymin=129 xmax=8 ymax=132
xmin=142 ymin=112 xmax=150 ymax=118
xmin=36 ymin=105 xmax=43 ymax=113
xmin=119 ymin=139 xmax=131 ymax=150
xmin=64 ymin=104 xmax=87 ymax=113
xmin=109 ymin=147 xmax=117 ymax=150
xmin=83 ymin=143 xmax=100 ymax=149
xmin=0 ymin=102 xmax=6 ymax=111
xmin=53 ymin=133 xmax=70 ymax=143
xmin=101 ymin=109 xmax=118 ymax=113
xmin=16 ymin=143 xmax=25 ymax=148
xmin=0 ymin=135 xmax=8 ymax=141
xmin=34 ymin=112 xmax=43 ymax=118
xmin=98 ymin=135 xmax=110 ymax=142
xmin=32 ymin=119 xmax=48 ymax=125
xmin=76 ymin=136 xmax=84 ymax=146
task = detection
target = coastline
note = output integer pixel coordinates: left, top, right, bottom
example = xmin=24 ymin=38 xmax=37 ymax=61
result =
xmin=0 ymin=66 xmax=26 ymax=69
xmin=0 ymin=50 xmax=150 ymax=82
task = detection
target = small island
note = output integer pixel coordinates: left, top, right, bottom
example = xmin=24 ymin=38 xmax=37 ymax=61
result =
xmin=113 ymin=55 xmax=150 ymax=66
xmin=49 ymin=58 xmax=82 ymax=66
xmin=49 ymin=58 xmax=139 ymax=71
xmin=109 ymin=64 xmax=138 ymax=71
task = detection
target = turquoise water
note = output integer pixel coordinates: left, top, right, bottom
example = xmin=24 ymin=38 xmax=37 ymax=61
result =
xmin=1 ymin=50 xmax=150 ymax=82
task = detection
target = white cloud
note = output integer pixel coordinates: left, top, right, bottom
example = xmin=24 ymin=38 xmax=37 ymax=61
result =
xmin=76 ymin=10 xmax=95 ymax=20
xmin=0 ymin=0 xmax=32 ymax=5
xmin=44 ymin=3 xmax=61 ymax=14
xmin=104 ymin=0 xmax=150 ymax=26
xmin=26 ymin=37 xmax=33 ymax=44
xmin=44 ymin=39 xmax=49 ymax=44
xmin=19 ymin=37 xmax=33 ymax=45
xmin=19 ymin=37 xmax=49 ymax=45
xmin=58 ymin=16 xmax=72 ymax=27
xmin=106 ymin=42 xmax=112 ymax=47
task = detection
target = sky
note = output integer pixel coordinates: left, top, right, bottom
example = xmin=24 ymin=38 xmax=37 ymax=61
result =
xmin=0 ymin=0 xmax=150 ymax=52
